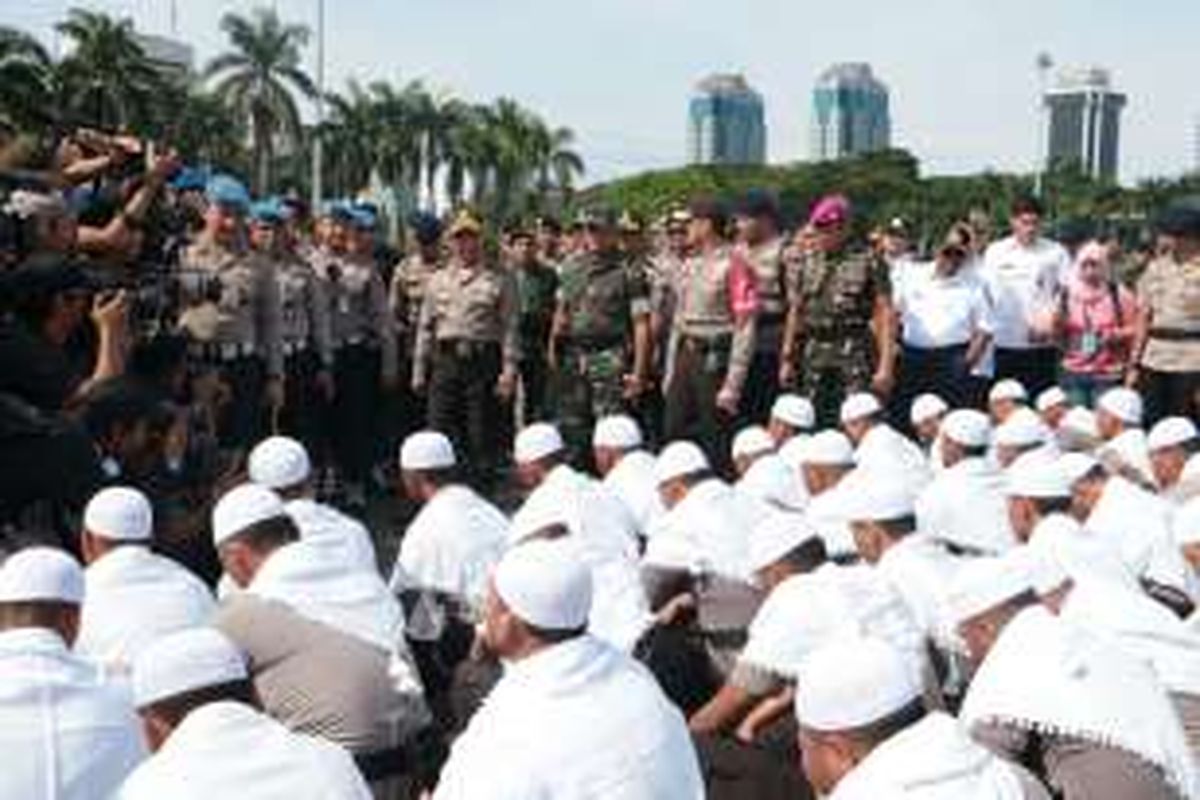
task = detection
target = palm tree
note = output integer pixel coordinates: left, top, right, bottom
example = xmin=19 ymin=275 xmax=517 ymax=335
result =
xmin=0 ymin=26 xmax=55 ymax=133
xmin=55 ymin=9 xmax=164 ymax=131
xmin=205 ymin=7 xmax=316 ymax=194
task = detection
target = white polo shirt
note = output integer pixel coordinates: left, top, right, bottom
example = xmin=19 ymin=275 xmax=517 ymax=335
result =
xmin=981 ymin=235 xmax=1069 ymax=349
xmin=895 ymin=261 xmax=994 ymax=349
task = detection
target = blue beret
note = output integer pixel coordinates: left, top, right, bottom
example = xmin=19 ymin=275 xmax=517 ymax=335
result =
xmin=349 ymin=205 xmax=377 ymax=230
xmin=409 ymin=211 xmax=442 ymax=244
xmin=170 ymin=167 xmax=210 ymax=192
xmin=205 ymin=174 xmax=250 ymax=211
xmin=249 ymin=200 xmax=285 ymax=225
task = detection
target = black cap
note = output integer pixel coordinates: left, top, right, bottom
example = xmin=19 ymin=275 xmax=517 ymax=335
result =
xmin=735 ymin=189 xmax=779 ymax=222
xmin=1156 ymin=197 xmax=1200 ymax=238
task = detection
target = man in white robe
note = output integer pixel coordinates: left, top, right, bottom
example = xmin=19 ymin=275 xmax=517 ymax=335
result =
xmin=840 ymin=393 xmax=932 ymax=495
xmin=592 ymin=414 xmax=664 ymax=535
xmin=796 ymin=430 xmax=858 ymax=560
xmin=767 ymin=393 xmax=815 ymax=448
xmin=1148 ymin=417 xmax=1200 ymax=501
xmin=1095 ymin=387 xmax=1155 ymax=487
xmin=433 ymin=539 xmax=704 ymax=800
xmin=0 ymin=548 xmax=145 ymax=800
xmin=75 ymin=487 xmax=215 ymax=675
xmin=117 ymin=628 xmax=371 ymax=799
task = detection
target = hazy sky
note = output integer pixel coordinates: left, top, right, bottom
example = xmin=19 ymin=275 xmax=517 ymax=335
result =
xmin=9 ymin=0 xmax=1200 ymax=185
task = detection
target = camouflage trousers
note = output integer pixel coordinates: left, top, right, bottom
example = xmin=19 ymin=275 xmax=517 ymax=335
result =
xmin=797 ymin=336 xmax=874 ymax=428
xmin=557 ymin=345 xmax=627 ymax=468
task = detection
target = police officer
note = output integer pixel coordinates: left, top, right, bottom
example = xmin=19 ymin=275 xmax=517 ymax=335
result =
xmin=413 ymin=211 xmax=519 ymax=487
xmin=248 ymin=200 xmax=334 ymax=457
xmin=664 ymin=198 xmax=757 ymax=470
xmin=782 ymin=194 xmax=896 ymax=428
xmin=176 ymin=175 xmax=283 ymax=455
xmin=314 ymin=203 xmax=396 ymax=508
xmin=389 ymin=212 xmax=443 ymax=436
xmin=511 ymin=224 xmax=558 ymax=425
xmin=732 ymin=188 xmax=789 ymax=423
xmin=550 ymin=207 xmax=651 ymax=465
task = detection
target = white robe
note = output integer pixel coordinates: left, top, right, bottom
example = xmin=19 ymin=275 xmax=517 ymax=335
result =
xmin=115 ymin=700 xmax=371 ymax=799
xmin=830 ymin=712 xmax=1032 ymax=800
xmin=603 ymin=450 xmax=665 ymax=535
xmin=1087 ymin=476 xmax=1194 ymax=593
xmin=433 ymin=636 xmax=704 ymax=800
xmin=0 ymin=628 xmax=145 ymax=800
xmin=1098 ymin=428 xmax=1156 ymax=487
xmin=877 ymin=536 xmax=967 ymax=650
xmin=736 ymin=453 xmax=808 ymax=526
xmin=389 ymin=484 xmax=508 ymax=609
xmin=76 ymin=547 xmax=216 ymax=673
xmin=915 ymin=458 xmax=1016 ymax=555
xmin=643 ymin=478 xmax=753 ymax=580
xmin=285 ymin=498 xmax=378 ymax=573
xmin=805 ymin=487 xmax=856 ymax=560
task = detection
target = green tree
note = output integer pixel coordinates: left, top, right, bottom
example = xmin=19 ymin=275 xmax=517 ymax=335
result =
xmin=205 ymin=7 xmax=316 ymax=194
xmin=0 ymin=26 xmax=55 ymax=133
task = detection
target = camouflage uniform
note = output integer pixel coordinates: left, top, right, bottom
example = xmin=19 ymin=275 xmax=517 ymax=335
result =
xmin=554 ymin=248 xmax=651 ymax=463
xmin=789 ymin=246 xmax=890 ymax=427
xmin=176 ymin=238 xmax=282 ymax=450
xmin=514 ymin=260 xmax=559 ymax=424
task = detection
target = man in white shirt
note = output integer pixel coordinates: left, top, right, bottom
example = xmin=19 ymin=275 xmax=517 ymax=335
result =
xmin=592 ymin=414 xmax=664 ymax=535
xmin=247 ymin=436 xmax=377 ymax=572
xmin=840 ymin=393 xmax=932 ymax=494
xmin=994 ymin=407 xmax=1054 ymax=469
xmin=981 ymin=195 xmax=1070 ymax=397
xmin=798 ymin=430 xmax=859 ymax=560
xmin=117 ymin=627 xmax=371 ymax=799
xmin=1148 ymin=417 xmax=1200 ymax=500
xmin=75 ymin=487 xmax=215 ymax=674
xmin=0 ymin=547 xmax=145 ymax=799
xmin=434 ymin=539 xmax=705 ymax=800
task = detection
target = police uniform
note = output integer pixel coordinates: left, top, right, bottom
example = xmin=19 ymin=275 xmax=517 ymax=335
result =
xmin=277 ymin=249 xmax=334 ymax=454
xmin=1137 ymin=246 xmax=1200 ymax=422
xmin=789 ymin=246 xmax=890 ymax=427
xmin=413 ymin=214 xmax=519 ymax=485
xmin=554 ymin=238 xmax=650 ymax=464
xmin=514 ymin=254 xmax=559 ymax=425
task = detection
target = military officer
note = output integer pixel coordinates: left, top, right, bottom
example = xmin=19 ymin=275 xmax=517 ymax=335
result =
xmin=413 ymin=211 xmax=519 ymax=487
xmin=550 ymin=207 xmax=652 ymax=466
xmin=782 ymin=194 xmax=897 ymax=428
xmin=511 ymin=224 xmax=558 ymax=425
xmin=248 ymin=200 xmax=334 ymax=457
xmin=176 ymin=174 xmax=283 ymax=454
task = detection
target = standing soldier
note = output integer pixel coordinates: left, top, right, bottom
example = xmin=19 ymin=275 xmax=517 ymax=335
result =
xmin=550 ymin=207 xmax=652 ymax=465
xmin=413 ymin=211 xmax=519 ymax=488
xmin=176 ymin=175 xmax=283 ymax=457
xmin=535 ymin=215 xmax=564 ymax=270
xmin=664 ymin=198 xmax=757 ymax=470
xmin=314 ymin=204 xmax=396 ymax=509
xmin=782 ymin=194 xmax=897 ymax=428
xmin=733 ymin=188 xmax=790 ymax=422
xmin=390 ymin=211 xmax=443 ymax=437
xmin=248 ymin=200 xmax=334 ymax=457
xmin=511 ymin=225 xmax=559 ymax=425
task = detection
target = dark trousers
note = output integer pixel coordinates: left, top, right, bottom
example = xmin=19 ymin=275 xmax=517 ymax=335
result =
xmin=427 ymin=341 xmax=503 ymax=487
xmin=519 ymin=353 xmax=552 ymax=426
xmin=281 ymin=349 xmax=329 ymax=464
xmin=665 ymin=338 xmax=735 ymax=475
xmin=1140 ymin=368 xmax=1200 ymax=425
xmin=994 ymin=347 xmax=1059 ymax=398
xmin=332 ymin=345 xmax=381 ymax=486
xmin=210 ymin=355 xmax=266 ymax=451
xmin=744 ymin=350 xmax=780 ymax=428
xmin=895 ymin=343 xmax=972 ymax=433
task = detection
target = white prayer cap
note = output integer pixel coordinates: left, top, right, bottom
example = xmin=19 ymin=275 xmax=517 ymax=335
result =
xmin=836 ymin=480 xmax=915 ymax=522
xmin=592 ymin=415 xmax=643 ymax=450
xmin=839 ymin=392 xmax=882 ymax=424
xmin=771 ymin=394 xmax=815 ymax=430
xmin=493 ymin=538 xmax=592 ymax=630
xmin=994 ymin=408 xmax=1048 ymax=448
xmin=909 ymin=393 xmax=949 ymax=427
xmin=1147 ymin=417 xmax=1198 ymax=452
xmin=794 ymin=636 xmax=921 ymax=732
xmin=941 ymin=409 xmax=991 ymax=448
xmin=132 ymin=628 xmax=248 ymax=709
xmin=1036 ymin=386 xmax=1069 ymax=413
xmin=1097 ymin=387 xmax=1143 ymax=426
xmin=508 ymin=486 xmax=572 ymax=545
xmin=654 ymin=441 xmax=710 ymax=484
xmin=1005 ymin=451 xmax=1072 ymax=498
xmin=797 ymin=431 xmax=855 ymax=466
xmin=400 ymin=430 xmax=456 ymax=471
xmin=1059 ymin=452 xmax=1101 ymax=487
xmin=732 ymin=426 xmax=775 ymax=461
xmin=747 ymin=512 xmax=819 ymax=573
xmin=1174 ymin=497 xmax=1200 ymax=547
xmin=0 ymin=547 xmax=84 ymax=604
xmin=211 ymin=484 xmax=286 ymax=547
xmin=84 ymin=486 xmax=153 ymax=542
xmin=946 ymin=555 xmax=1033 ymax=626
xmin=989 ymin=379 xmax=1028 ymax=405
xmin=248 ymin=436 xmax=311 ymax=489
xmin=1060 ymin=407 xmax=1099 ymax=440
xmin=513 ymin=422 xmax=565 ymax=464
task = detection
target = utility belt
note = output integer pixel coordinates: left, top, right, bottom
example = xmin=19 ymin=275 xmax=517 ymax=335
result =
xmin=805 ymin=323 xmax=861 ymax=342
xmin=678 ymin=332 xmax=733 ymax=354
xmin=1150 ymin=327 xmax=1200 ymax=342
xmin=435 ymin=338 xmax=500 ymax=360
xmin=189 ymin=341 xmax=259 ymax=364
xmin=561 ymin=333 xmax=626 ymax=353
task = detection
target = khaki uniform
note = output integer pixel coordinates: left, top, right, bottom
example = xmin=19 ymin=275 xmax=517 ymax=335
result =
xmin=277 ymin=255 xmax=333 ymax=455
xmin=177 ymin=238 xmax=282 ymax=448
xmin=790 ymin=247 xmax=889 ymax=426
xmin=664 ymin=246 xmax=756 ymax=468
xmin=414 ymin=259 xmax=519 ymax=484
xmin=1137 ymin=253 xmax=1200 ymax=421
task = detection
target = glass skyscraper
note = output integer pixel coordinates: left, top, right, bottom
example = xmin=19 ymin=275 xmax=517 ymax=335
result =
xmin=687 ymin=74 xmax=766 ymax=166
xmin=1044 ymin=67 xmax=1126 ymax=182
xmin=810 ymin=63 xmax=891 ymax=161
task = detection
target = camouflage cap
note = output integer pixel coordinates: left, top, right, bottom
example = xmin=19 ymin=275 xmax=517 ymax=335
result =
xmin=448 ymin=209 xmax=484 ymax=238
